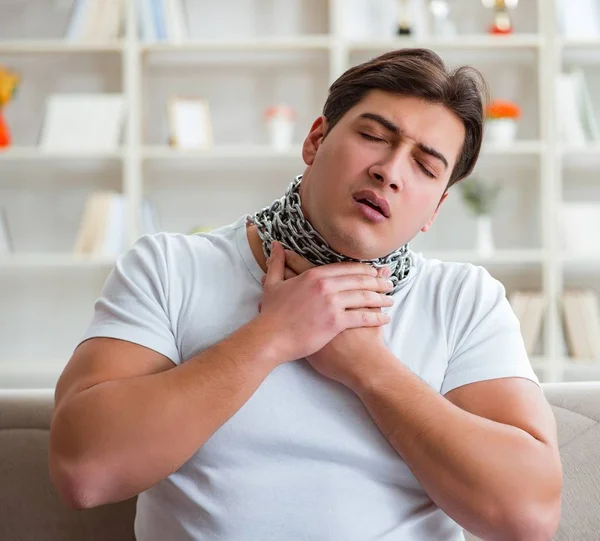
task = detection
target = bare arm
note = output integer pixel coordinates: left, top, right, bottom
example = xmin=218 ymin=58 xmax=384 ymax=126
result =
xmin=50 ymin=318 xmax=280 ymax=509
xmin=50 ymin=241 xmax=393 ymax=509
xmin=350 ymin=354 xmax=562 ymax=541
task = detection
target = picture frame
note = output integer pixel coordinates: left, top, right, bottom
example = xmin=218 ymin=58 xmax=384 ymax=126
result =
xmin=168 ymin=97 xmax=213 ymax=150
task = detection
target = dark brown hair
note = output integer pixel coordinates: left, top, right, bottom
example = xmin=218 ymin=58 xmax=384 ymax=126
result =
xmin=323 ymin=48 xmax=489 ymax=190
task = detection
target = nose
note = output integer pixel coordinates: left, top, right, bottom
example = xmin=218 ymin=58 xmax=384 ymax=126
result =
xmin=367 ymin=147 xmax=407 ymax=192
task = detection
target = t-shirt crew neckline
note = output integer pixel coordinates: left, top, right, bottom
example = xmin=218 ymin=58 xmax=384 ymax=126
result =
xmin=235 ymin=214 xmax=421 ymax=290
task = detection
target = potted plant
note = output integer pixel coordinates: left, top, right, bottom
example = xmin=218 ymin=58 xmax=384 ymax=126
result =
xmin=459 ymin=175 xmax=502 ymax=256
xmin=485 ymin=99 xmax=521 ymax=145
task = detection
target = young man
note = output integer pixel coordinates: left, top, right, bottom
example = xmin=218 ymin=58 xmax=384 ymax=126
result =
xmin=49 ymin=49 xmax=562 ymax=541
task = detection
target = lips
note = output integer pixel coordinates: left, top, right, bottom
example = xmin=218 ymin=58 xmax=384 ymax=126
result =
xmin=352 ymin=190 xmax=391 ymax=218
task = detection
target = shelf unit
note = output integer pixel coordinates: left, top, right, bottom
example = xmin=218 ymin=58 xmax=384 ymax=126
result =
xmin=1 ymin=0 xmax=599 ymax=388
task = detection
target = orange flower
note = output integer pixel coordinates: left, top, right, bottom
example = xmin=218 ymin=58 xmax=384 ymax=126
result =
xmin=486 ymin=99 xmax=521 ymax=120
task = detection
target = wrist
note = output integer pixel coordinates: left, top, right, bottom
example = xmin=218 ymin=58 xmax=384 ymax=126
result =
xmin=348 ymin=345 xmax=400 ymax=396
xmin=245 ymin=315 xmax=293 ymax=368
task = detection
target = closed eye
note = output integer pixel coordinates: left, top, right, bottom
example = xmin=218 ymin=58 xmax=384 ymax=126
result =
xmin=360 ymin=132 xmax=386 ymax=143
xmin=416 ymin=160 xmax=436 ymax=178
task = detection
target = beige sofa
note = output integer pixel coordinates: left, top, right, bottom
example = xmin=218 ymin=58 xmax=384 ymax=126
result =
xmin=1 ymin=383 xmax=599 ymax=541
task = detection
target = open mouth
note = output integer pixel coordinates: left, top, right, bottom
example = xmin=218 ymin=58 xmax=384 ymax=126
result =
xmin=357 ymin=198 xmax=385 ymax=216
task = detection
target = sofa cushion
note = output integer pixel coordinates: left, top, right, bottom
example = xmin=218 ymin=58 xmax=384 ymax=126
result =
xmin=0 ymin=393 xmax=136 ymax=541
xmin=1 ymin=383 xmax=599 ymax=541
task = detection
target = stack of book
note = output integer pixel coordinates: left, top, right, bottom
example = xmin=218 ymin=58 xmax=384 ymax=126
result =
xmin=561 ymin=289 xmax=600 ymax=361
xmin=509 ymin=291 xmax=547 ymax=355
xmin=66 ymin=0 xmax=125 ymax=43
xmin=73 ymin=192 xmax=160 ymax=257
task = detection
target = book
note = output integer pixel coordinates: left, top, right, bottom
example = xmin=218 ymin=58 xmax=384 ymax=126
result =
xmin=572 ymin=68 xmax=600 ymax=142
xmin=580 ymin=289 xmax=600 ymax=361
xmin=138 ymin=0 xmax=157 ymax=42
xmin=561 ymin=290 xmax=600 ymax=360
xmin=0 ymin=207 xmax=13 ymax=255
xmin=73 ymin=193 xmax=161 ymax=257
xmin=39 ymin=94 xmax=125 ymax=153
xmin=164 ymin=0 xmax=188 ymax=43
xmin=65 ymin=0 xmax=124 ymax=42
xmin=557 ymin=72 xmax=587 ymax=145
xmin=509 ymin=291 xmax=546 ymax=355
xmin=65 ymin=0 xmax=91 ymax=41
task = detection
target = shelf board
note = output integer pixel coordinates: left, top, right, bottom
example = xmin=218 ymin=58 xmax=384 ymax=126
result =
xmin=142 ymin=35 xmax=332 ymax=53
xmin=560 ymin=358 xmax=600 ymax=370
xmin=347 ymin=34 xmax=542 ymax=52
xmin=481 ymin=140 xmax=543 ymax=155
xmin=0 ymin=254 xmax=117 ymax=269
xmin=561 ymin=254 xmax=600 ymax=268
xmin=142 ymin=145 xmax=304 ymax=162
xmin=560 ymin=37 xmax=600 ymax=48
xmin=422 ymin=249 xmax=545 ymax=265
xmin=0 ymin=40 xmax=123 ymax=53
xmin=0 ymin=147 xmax=124 ymax=161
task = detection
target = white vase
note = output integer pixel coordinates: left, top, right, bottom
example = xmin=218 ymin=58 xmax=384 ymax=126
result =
xmin=266 ymin=116 xmax=295 ymax=151
xmin=486 ymin=118 xmax=518 ymax=145
xmin=476 ymin=215 xmax=495 ymax=256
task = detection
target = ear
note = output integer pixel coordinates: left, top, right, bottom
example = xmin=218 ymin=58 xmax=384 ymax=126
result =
xmin=302 ymin=116 xmax=328 ymax=166
xmin=421 ymin=191 xmax=449 ymax=233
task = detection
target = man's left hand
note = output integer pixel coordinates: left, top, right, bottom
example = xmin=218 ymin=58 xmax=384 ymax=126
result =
xmin=263 ymin=249 xmax=393 ymax=390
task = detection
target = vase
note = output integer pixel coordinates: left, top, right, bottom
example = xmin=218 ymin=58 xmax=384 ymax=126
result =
xmin=485 ymin=118 xmax=517 ymax=145
xmin=0 ymin=111 xmax=11 ymax=148
xmin=475 ymin=215 xmax=495 ymax=256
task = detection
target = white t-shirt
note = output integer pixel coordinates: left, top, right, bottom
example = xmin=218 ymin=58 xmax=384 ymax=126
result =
xmin=80 ymin=214 xmax=539 ymax=541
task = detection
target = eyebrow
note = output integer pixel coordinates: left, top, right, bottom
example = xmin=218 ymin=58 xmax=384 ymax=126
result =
xmin=358 ymin=112 xmax=449 ymax=170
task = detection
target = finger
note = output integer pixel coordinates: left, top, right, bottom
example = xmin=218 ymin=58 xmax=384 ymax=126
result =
xmin=261 ymin=275 xmax=266 ymax=286
xmin=264 ymin=241 xmax=285 ymax=286
xmin=284 ymin=267 xmax=298 ymax=281
xmin=284 ymin=250 xmax=315 ymax=275
xmin=344 ymin=310 xmax=391 ymax=328
xmin=338 ymin=291 xmax=394 ymax=310
xmin=322 ymin=274 xmax=394 ymax=294
xmin=377 ymin=266 xmax=392 ymax=279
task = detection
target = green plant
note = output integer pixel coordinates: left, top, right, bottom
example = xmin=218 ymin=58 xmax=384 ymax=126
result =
xmin=459 ymin=176 xmax=502 ymax=216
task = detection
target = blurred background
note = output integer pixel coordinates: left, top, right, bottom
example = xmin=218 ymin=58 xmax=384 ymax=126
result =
xmin=1 ymin=0 xmax=599 ymax=388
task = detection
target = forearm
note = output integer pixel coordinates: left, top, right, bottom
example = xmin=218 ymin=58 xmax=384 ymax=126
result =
xmin=352 ymin=357 xmax=557 ymax=541
xmin=50 ymin=318 xmax=280 ymax=508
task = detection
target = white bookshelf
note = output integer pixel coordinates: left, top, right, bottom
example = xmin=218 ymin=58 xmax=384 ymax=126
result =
xmin=1 ymin=0 xmax=599 ymax=388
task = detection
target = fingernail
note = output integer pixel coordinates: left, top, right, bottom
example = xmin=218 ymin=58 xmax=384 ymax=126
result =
xmin=386 ymin=280 xmax=393 ymax=288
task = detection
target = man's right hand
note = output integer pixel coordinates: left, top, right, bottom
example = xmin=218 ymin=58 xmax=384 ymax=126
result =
xmin=256 ymin=241 xmax=394 ymax=364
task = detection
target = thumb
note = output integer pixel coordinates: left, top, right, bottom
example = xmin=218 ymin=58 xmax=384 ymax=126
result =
xmin=264 ymin=241 xmax=285 ymax=286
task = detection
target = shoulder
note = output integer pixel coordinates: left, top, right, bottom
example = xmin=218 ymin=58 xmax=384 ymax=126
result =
xmin=124 ymin=219 xmax=242 ymax=277
xmin=413 ymin=252 xmax=503 ymax=302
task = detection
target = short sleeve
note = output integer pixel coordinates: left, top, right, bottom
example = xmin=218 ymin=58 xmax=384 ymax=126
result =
xmin=78 ymin=234 xmax=181 ymax=365
xmin=440 ymin=265 xmax=539 ymax=396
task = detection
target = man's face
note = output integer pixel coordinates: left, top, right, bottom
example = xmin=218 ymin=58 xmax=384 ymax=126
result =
xmin=299 ymin=90 xmax=466 ymax=259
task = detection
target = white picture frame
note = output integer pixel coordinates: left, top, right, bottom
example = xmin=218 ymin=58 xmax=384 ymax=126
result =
xmin=168 ymin=97 xmax=213 ymax=150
